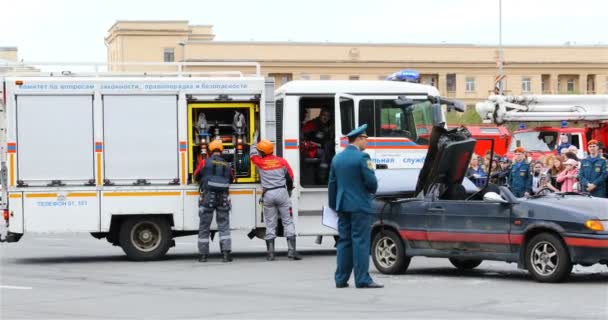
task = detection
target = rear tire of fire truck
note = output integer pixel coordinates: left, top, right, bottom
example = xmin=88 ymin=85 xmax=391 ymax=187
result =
xmin=119 ymin=216 xmax=172 ymax=261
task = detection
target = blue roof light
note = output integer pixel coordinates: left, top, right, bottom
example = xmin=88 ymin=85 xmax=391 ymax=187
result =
xmin=519 ymin=123 xmax=526 ymax=130
xmin=387 ymin=69 xmax=420 ymax=83
xmin=561 ymin=120 xmax=568 ymax=128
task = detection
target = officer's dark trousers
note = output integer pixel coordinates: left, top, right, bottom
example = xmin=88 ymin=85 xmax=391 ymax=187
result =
xmin=335 ymin=211 xmax=373 ymax=287
xmin=198 ymin=191 xmax=231 ymax=255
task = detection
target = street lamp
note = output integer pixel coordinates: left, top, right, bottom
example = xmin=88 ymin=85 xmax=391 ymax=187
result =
xmin=497 ymin=0 xmax=504 ymax=95
xmin=177 ymin=41 xmax=186 ymax=75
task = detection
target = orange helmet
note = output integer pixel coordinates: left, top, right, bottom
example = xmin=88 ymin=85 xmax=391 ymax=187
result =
xmin=256 ymin=139 xmax=274 ymax=155
xmin=208 ymin=139 xmax=224 ymax=153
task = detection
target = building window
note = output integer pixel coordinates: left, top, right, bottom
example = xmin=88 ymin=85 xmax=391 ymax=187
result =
xmin=320 ymin=74 xmax=331 ymax=80
xmin=300 ymin=73 xmax=310 ymax=80
xmin=465 ymin=77 xmax=476 ymax=92
xmin=446 ymin=73 xmax=456 ymax=92
xmin=349 ymin=75 xmax=360 ymax=80
xmin=269 ymin=73 xmax=293 ymax=86
xmin=163 ymin=48 xmax=175 ymax=62
xmin=567 ymin=79 xmax=575 ymax=92
xmin=522 ymin=77 xmax=532 ymax=92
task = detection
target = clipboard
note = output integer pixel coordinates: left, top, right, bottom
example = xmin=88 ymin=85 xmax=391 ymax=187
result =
xmin=322 ymin=206 xmax=339 ymax=230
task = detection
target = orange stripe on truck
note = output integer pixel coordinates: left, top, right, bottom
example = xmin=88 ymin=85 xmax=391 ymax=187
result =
xmin=25 ymin=193 xmax=97 ymax=198
xmin=103 ymin=192 xmax=181 ymax=197
xmin=9 ymin=153 xmax=15 ymax=187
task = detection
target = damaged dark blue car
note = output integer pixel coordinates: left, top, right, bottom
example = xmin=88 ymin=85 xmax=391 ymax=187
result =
xmin=371 ymin=126 xmax=608 ymax=283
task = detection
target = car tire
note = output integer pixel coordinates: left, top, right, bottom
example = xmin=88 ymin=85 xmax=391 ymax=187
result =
xmin=525 ymin=233 xmax=572 ymax=283
xmin=119 ymin=216 xmax=172 ymax=261
xmin=372 ymin=230 xmax=411 ymax=274
xmin=449 ymin=257 xmax=483 ymax=270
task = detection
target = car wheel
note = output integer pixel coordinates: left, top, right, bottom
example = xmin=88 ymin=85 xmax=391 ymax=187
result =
xmin=525 ymin=233 xmax=572 ymax=283
xmin=449 ymin=257 xmax=483 ymax=270
xmin=119 ymin=216 xmax=172 ymax=261
xmin=372 ymin=230 xmax=411 ymax=274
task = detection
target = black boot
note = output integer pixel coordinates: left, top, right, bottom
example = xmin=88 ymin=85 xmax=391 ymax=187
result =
xmin=222 ymin=251 xmax=233 ymax=263
xmin=265 ymin=239 xmax=275 ymax=261
xmin=198 ymin=254 xmax=208 ymax=263
xmin=287 ymin=237 xmax=302 ymax=260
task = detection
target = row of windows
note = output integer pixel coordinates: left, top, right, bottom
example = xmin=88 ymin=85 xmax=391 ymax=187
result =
xmin=162 ymin=49 xmax=608 ymax=93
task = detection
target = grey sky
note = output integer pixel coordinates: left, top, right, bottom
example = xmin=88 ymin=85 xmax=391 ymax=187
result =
xmin=1 ymin=0 xmax=607 ymax=62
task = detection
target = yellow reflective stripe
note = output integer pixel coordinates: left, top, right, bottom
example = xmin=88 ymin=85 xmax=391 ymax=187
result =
xmin=229 ymin=190 xmax=254 ymax=195
xmin=9 ymin=154 xmax=15 ymax=187
xmin=9 ymin=194 xmax=22 ymax=198
xmin=181 ymin=152 xmax=186 ymax=185
xmin=103 ymin=192 xmax=181 ymax=197
xmin=96 ymin=153 xmax=102 ymax=186
xmin=26 ymin=193 xmax=59 ymax=198
xmin=25 ymin=193 xmax=97 ymax=198
xmin=66 ymin=193 xmax=97 ymax=197
xmin=187 ymin=190 xmax=253 ymax=196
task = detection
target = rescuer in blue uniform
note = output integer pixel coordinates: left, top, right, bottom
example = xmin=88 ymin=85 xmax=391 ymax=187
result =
xmin=508 ymin=147 xmax=532 ymax=197
xmin=328 ymin=124 xmax=383 ymax=289
xmin=579 ymin=139 xmax=607 ymax=197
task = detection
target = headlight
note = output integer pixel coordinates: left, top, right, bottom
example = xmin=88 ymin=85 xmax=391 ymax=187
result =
xmin=584 ymin=220 xmax=607 ymax=232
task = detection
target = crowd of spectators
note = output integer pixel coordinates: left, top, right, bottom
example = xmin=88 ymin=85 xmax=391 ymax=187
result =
xmin=466 ymin=138 xmax=608 ymax=198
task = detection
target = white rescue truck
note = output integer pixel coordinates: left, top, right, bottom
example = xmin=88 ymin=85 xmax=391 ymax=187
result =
xmin=0 ymin=62 xmax=456 ymax=260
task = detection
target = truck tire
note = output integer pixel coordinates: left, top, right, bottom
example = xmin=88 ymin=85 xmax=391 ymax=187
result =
xmin=371 ymin=230 xmax=410 ymax=274
xmin=449 ymin=257 xmax=483 ymax=270
xmin=119 ymin=216 xmax=172 ymax=261
xmin=525 ymin=233 xmax=572 ymax=283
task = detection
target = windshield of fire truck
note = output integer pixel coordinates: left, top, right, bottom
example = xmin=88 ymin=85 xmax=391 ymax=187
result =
xmin=359 ymin=99 xmax=433 ymax=145
xmin=510 ymin=131 xmax=558 ymax=152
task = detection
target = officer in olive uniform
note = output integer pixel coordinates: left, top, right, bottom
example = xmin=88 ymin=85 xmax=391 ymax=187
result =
xmin=194 ymin=139 xmax=233 ymax=263
xmin=508 ymin=147 xmax=532 ymax=197
xmin=329 ymin=124 xmax=383 ymax=289
xmin=579 ymin=139 xmax=607 ymax=197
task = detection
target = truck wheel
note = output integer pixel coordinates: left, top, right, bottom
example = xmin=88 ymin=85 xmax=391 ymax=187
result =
xmin=371 ymin=230 xmax=410 ymax=274
xmin=525 ymin=233 xmax=572 ymax=283
xmin=119 ymin=216 xmax=172 ymax=261
xmin=449 ymin=257 xmax=483 ymax=270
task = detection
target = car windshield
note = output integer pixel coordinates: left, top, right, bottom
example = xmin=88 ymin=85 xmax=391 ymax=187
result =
xmin=510 ymin=131 xmax=558 ymax=152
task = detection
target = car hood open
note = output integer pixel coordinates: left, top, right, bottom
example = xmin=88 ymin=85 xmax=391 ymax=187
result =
xmin=415 ymin=126 xmax=476 ymax=197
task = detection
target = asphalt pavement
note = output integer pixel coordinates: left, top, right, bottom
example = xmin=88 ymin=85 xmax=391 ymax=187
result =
xmin=1 ymin=231 xmax=607 ymax=319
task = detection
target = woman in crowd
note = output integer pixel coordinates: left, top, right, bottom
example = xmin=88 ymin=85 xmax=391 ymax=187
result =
xmin=555 ymin=159 xmax=579 ymax=192
xmin=467 ymin=156 xmax=487 ymax=188
xmin=531 ymin=161 xmax=548 ymax=195
xmin=547 ymin=155 xmax=565 ymax=191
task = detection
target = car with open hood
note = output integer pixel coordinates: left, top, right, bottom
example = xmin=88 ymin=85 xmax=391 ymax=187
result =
xmin=370 ymin=125 xmax=608 ymax=282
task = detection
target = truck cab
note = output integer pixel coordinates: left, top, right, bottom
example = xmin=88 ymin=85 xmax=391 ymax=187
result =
xmin=274 ymin=80 xmax=453 ymax=235
xmin=509 ymin=126 xmax=586 ymax=160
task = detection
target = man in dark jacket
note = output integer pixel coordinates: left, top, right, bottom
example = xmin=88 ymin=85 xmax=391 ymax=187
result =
xmin=194 ymin=139 xmax=233 ymax=263
xmin=491 ymin=157 xmax=511 ymax=186
xmin=329 ymin=124 xmax=382 ymax=289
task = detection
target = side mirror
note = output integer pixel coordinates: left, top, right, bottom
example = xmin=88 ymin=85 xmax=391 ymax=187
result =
xmin=483 ymin=192 xmax=509 ymax=204
xmin=395 ymin=96 xmax=414 ymax=106
xmin=439 ymin=98 xmax=466 ymax=112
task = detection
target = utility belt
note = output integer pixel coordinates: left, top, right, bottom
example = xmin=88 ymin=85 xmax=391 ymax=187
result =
xmin=261 ymin=186 xmax=286 ymax=198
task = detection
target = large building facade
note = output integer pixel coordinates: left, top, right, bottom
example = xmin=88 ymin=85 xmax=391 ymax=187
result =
xmin=105 ymin=21 xmax=608 ymax=103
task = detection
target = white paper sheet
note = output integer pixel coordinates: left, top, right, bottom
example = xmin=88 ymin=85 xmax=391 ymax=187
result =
xmin=322 ymin=206 xmax=339 ymax=230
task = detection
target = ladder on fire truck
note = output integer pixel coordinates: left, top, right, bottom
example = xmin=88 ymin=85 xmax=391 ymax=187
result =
xmin=476 ymin=94 xmax=608 ymax=125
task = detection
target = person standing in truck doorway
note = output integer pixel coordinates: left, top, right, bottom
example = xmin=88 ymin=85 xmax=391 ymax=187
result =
xmin=250 ymin=139 xmax=301 ymax=261
xmin=194 ymin=139 xmax=233 ymax=263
